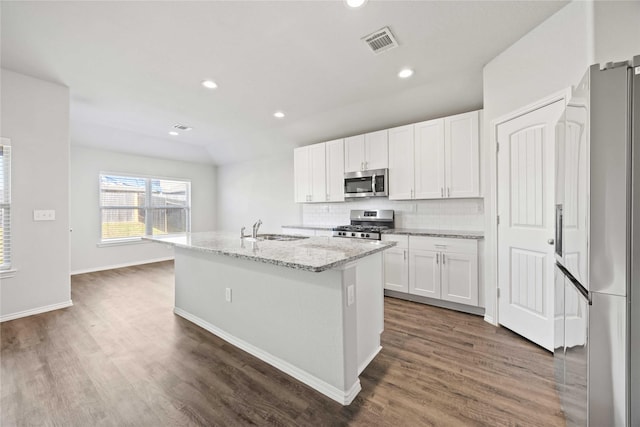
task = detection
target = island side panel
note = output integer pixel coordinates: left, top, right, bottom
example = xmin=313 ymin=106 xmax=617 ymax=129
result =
xmin=354 ymin=251 xmax=384 ymax=374
xmin=172 ymin=246 xmax=359 ymax=402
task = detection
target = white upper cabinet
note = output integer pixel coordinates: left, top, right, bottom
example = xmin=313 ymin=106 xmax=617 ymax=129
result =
xmin=294 ymin=146 xmax=311 ymax=203
xmin=444 ymin=110 xmax=480 ymax=198
xmin=344 ymin=134 xmax=365 ymax=173
xmin=364 ymin=130 xmax=389 ymax=170
xmin=309 ymin=143 xmax=326 ymax=203
xmin=294 ymin=143 xmax=326 ymax=203
xmin=325 ymin=139 xmax=344 ymax=202
xmin=344 ymin=130 xmax=388 ymax=172
xmin=388 ymin=124 xmax=414 ymax=200
xmin=388 ymin=110 xmax=481 ymax=200
xmin=415 ymin=118 xmax=445 ymax=199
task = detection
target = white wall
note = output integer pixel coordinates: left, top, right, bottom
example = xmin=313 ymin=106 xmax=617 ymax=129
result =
xmin=0 ymin=70 xmax=71 ymax=320
xmin=482 ymin=0 xmax=640 ymax=324
xmin=70 ymin=146 xmax=217 ymax=274
xmin=216 ymin=153 xmax=301 ymax=234
xmin=593 ymin=1 xmax=640 ymax=65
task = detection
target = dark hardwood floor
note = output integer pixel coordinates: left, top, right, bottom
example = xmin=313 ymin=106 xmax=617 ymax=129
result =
xmin=1 ymin=261 xmax=565 ymax=426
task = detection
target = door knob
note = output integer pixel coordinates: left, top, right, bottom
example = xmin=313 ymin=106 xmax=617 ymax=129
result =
xmin=547 ymin=238 xmax=555 ymax=245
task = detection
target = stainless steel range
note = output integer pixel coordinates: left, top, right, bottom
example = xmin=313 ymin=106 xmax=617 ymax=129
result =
xmin=332 ymin=210 xmax=394 ymax=241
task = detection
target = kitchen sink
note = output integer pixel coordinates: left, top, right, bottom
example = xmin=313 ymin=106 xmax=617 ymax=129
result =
xmin=257 ymin=234 xmax=309 ymax=241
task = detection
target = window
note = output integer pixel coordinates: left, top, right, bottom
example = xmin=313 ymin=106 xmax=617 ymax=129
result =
xmin=0 ymin=140 xmax=11 ymax=270
xmin=99 ymin=173 xmax=191 ymax=242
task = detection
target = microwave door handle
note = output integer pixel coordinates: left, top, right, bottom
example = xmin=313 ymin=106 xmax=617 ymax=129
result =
xmin=371 ymin=174 xmax=376 ymax=193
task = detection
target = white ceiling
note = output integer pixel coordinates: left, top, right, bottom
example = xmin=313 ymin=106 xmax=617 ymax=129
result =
xmin=1 ymin=1 xmax=567 ymax=166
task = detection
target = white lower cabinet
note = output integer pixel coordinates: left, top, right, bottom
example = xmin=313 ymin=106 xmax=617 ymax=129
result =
xmin=384 ymin=234 xmax=479 ymax=307
xmin=381 ymin=235 xmax=408 ymax=293
xmin=409 ymin=249 xmax=440 ymax=298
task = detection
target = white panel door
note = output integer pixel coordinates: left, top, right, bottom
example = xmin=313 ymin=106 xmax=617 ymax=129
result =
xmin=441 ymin=251 xmax=478 ymax=306
xmin=414 ymin=119 xmax=445 ymax=199
xmin=497 ymin=100 xmax=564 ymax=351
xmin=364 ymin=130 xmax=388 ymax=170
xmin=325 ymin=139 xmax=344 ymax=202
xmin=309 ymin=143 xmax=326 ymax=203
xmin=409 ymin=249 xmax=440 ymax=298
xmin=388 ymin=124 xmax=414 ymax=200
xmin=293 ymin=146 xmax=310 ymax=203
xmin=344 ymin=134 xmax=365 ymax=172
xmin=444 ymin=111 xmax=480 ymax=198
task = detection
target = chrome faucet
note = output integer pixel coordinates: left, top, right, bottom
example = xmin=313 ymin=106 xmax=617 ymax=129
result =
xmin=252 ymin=219 xmax=262 ymax=239
xmin=240 ymin=226 xmax=251 ymax=239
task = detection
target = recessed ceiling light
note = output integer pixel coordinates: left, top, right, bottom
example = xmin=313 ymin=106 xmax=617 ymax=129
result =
xmin=345 ymin=0 xmax=367 ymax=8
xmin=398 ymin=68 xmax=414 ymax=79
xmin=169 ymin=131 xmax=179 ymax=136
xmin=201 ymin=79 xmax=218 ymax=89
xmin=274 ymin=111 xmax=285 ymax=119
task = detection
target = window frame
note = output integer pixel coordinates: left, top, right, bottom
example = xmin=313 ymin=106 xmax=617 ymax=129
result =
xmin=0 ymin=138 xmax=11 ymax=272
xmin=98 ymin=172 xmax=191 ymax=244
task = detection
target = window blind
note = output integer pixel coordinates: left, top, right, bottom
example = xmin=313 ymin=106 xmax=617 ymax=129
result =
xmin=99 ymin=174 xmax=191 ymax=241
xmin=0 ymin=144 xmax=11 ymax=270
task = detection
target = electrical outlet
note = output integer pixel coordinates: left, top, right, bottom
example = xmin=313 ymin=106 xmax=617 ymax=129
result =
xmin=33 ymin=210 xmax=56 ymax=221
xmin=225 ymin=288 xmax=232 ymax=302
xmin=347 ymin=285 xmax=355 ymax=306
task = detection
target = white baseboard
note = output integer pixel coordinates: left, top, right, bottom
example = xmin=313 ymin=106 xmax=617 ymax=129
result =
xmin=0 ymin=300 xmax=73 ymax=323
xmin=71 ymin=257 xmax=174 ymax=276
xmin=358 ymin=345 xmax=382 ymax=375
xmin=484 ymin=314 xmax=497 ymax=326
xmin=174 ymin=307 xmax=362 ymax=405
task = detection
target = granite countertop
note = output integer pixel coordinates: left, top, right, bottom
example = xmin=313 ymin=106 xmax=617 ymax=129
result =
xmin=383 ymin=228 xmax=484 ymax=239
xmin=145 ymin=232 xmax=396 ymax=273
xmin=281 ymin=224 xmax=335 ymax=231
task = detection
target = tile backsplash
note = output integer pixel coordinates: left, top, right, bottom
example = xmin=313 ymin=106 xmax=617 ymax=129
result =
xmin=302 ymin=198 xmax=484 ymax=230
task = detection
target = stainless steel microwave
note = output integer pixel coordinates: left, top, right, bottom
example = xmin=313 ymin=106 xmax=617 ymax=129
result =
xmin=344 ymin=168 xmax=388 ymax=199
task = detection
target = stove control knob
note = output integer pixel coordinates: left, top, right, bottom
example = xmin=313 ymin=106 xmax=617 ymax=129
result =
xmin=365 ymin=234 xmax=370 ymax=238
xmin=361 ymin=233 xmax=365 ymax=237
xmin=351 ymin=232 xmax=356 ymax=237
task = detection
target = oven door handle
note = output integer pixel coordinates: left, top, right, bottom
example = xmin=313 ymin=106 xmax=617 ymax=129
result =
xmin=371 ymin=174 xmax=376 ymax=193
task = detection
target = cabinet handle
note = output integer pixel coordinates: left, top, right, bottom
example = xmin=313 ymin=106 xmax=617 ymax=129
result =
xmin=403 ymin=250 xmax=407 ymax=261
xmin=441 ymin=187 xmax=444 ymax=198
xmin=442 ymin=254 xmax=446 ymax=264
xmin=447 ymin=187 xmax=450 ymax=198
xmin=436 ymin=253 xmax=439 ymax=264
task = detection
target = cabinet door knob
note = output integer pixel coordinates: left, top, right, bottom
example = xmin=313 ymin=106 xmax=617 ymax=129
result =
xmin=547 ymin=238 xmax=555 ymax=245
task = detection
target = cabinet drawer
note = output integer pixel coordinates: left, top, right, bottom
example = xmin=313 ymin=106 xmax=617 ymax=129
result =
xmin=382 ymin=234 xmax=408 ymax=248
xmin=409 ymin=236 xmax=476 ymax=254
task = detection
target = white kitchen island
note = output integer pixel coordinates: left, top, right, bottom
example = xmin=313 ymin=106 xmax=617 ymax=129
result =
xmin=146 ymin=232 xmax=395 ymax=405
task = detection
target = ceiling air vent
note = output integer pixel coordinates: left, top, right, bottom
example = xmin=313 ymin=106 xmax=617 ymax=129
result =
xmin=173 ymin=123 xmax=192 ymax=131
xmin=362 ymin=27 xmax=398 ymax=54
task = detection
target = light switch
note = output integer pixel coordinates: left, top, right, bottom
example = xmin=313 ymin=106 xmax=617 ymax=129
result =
xmin=33 ymin=210 xmax=56 ymax=221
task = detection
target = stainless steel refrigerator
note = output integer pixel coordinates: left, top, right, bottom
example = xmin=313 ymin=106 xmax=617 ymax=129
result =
xmin=554 ymin=56 xmax=639 ymax=426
